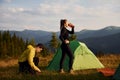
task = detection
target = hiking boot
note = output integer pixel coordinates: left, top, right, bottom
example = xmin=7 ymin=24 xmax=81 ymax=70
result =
xmin=59 ymin=69 xmax=65 ymax=73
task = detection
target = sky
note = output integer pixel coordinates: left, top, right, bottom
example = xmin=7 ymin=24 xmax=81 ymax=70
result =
xmin=0 ymin=0 xmax=120 ymax=32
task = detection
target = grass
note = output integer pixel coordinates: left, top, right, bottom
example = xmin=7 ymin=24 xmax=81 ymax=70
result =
xmin=0 ymin=54 xmax=120 ymax=80
xmin=0 ymin=66 xmax=111 ymax=80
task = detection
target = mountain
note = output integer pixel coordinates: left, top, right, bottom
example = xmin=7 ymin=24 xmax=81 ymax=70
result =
xmin=1 ymin=26 xmax=120 ymax=53
xmin=9 ymin=29 xmax=53 ymax=43
xmin=79 ymin=32 xmax=120 ymax=53
xmin=76 ymin=26 xmax=120 ymax=39
xmin=2 ymin=26 xmax=120 ymax=43
xmin=76 ymin=26 xmax=120 ymax=53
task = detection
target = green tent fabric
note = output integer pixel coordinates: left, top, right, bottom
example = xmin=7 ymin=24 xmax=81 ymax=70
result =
xmin=47 ymin=40 xmax=104 ymax=71
xmin=113 ymin=64 xmax=120 ymax=80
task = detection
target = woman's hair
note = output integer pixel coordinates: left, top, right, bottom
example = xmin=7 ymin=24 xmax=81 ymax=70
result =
xmin=60 ymin=19 xmax=67 ymax=30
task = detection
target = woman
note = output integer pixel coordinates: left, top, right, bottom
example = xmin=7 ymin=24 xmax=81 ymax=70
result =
xmin=59 ymin=19 xmax=75 ymax=74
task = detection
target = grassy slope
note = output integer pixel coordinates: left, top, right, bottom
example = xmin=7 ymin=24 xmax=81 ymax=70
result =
xmin=0 ymin=54 xmax=120 ymax=80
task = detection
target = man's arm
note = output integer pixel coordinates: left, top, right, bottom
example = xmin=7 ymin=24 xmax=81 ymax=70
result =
xmin=28 ymin=49 xmax=41 ymax=72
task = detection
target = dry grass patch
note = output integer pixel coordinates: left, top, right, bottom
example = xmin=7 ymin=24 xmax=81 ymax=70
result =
xmin=98 ymin=54 xmax=120 ymax=68
xmin=0 ymin=58 xmax=18 ymax=67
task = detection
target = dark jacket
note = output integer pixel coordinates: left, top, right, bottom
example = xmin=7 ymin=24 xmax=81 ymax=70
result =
xmin=59 ymin=27 xmax=74 ymax=44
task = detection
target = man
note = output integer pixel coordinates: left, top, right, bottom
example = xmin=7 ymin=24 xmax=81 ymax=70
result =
xmin=18 ymin=43 xmax=44 ymax=74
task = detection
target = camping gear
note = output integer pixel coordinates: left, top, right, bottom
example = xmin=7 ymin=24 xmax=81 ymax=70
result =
xmin=97 ymin=68 xmax=115 ymax=76
xmin=47 ymin=40 xmax=104 ymax=71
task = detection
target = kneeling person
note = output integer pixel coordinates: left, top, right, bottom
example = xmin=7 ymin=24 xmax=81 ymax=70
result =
xmin=18 ymin=43 xmax=44 ymax=74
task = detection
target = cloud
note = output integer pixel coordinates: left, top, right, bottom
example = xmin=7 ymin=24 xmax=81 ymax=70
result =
xmin=4 ymin=0 xmax=13 ymax=3
xmin=0 ymin=0 xmax=120 ymax=31
xmin=0 ymin=23 xmax=24 ymax=30
xmin=0 ymin=0 xmax=13 ymax=3
xmin=8 ymin=7 xmax=24 ymax=13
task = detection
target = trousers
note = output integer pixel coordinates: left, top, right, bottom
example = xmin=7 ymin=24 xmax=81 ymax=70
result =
xmin=18 ymin=57 xmax=39 ymax=74
xmin=60 ymin=43 xmax=74 ymax=70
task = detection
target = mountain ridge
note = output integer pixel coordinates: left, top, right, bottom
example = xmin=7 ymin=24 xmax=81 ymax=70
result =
xmin=1 ymin=26 xmax=120 ymax=53
xmin=76 ymin=26 xmax=120 ymax=39
xmin=79 ymin=32 xmax=120 ymax=53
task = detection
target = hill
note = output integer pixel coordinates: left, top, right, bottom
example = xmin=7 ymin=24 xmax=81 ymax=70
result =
xmin=79 ymin=32 xmax=120 ymax=53
xmin=76 ymin=26 xmax=120 ymax=39
xmin=8 ymin=29 xmax=52 ymax=43
xmin=1 ymin=26 xmax=120 ymax=53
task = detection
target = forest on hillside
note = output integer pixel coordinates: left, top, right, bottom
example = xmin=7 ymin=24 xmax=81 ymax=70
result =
xmin=0 ymin=31 xmax=27 ymax=58
xmin=0 ymin=31 xmax=77 ymax=58
xmin=0 ymin=31 xmax=50 ymax=58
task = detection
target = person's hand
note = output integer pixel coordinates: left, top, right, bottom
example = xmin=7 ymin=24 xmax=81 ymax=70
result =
xmin=65 ymin=39 xmax=69 ymax=44
xmin=38 ymin=69 xmax=41 ymax=73
xmin=36 ymin=69 xmax=41 ymax=75
xmin=68 ymin=23 xmax=74 ymax=28
xmin=36 ymin=72 xmax=41 ymax=75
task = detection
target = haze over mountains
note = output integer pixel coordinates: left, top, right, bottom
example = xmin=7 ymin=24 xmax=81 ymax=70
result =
xmin=1 ymin=26 xmax=120 ymax=53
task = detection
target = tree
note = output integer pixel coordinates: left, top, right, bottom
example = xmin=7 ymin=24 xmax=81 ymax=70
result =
xmin=1 ymin=31 xmax=11 ymax=57
xmin=0 ymin=31 xmax=27 ymax=58
xmin=69 ymin=34 xmax=77 ymax=41
xmin=0 ymin=31 xmax=2 ymax=42
xmin=49 ymin=32 xmax=59 ymax=53
xmin=25 ymin=38 xmax=29 ymax=48
xmin=0 ymin=31 xmax=2 ymax=57
xmin=28 ymin=38 xmax=36 ymax=46
xmin=1 ymin=41 xmax=7 ymax=57
xmin=40 ymin=46 xmax=49 ymax=57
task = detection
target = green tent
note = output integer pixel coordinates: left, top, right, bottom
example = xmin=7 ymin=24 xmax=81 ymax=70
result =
xmin=47 ymin=40 xmax=104 ymax=71
xmin=113 ymin=64 xmax=120 ymax=80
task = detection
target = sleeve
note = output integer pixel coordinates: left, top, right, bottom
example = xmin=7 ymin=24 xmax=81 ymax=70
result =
xmin=28 ymin=49 xmax=41 ymax=72
xmin=67 ymin=27 xmax=74 ymax=34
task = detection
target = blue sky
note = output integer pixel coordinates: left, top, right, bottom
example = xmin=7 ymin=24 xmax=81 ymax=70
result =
xmin=0 ymin=0 xmax=120 ymax=31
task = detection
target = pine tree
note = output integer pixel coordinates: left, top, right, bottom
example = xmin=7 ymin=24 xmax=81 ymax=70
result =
xmin=11 ymin=33 xmax=18 ymax=56
xmin=25 ymin=38 xmax=29 ymax=48
xmin=40 ymin=46 xmax=49 ymax=57
xmin=69 ymin=34 xmax=77 ymax=41
xmin=0 ymin=31 xmax=1 ymax=37
xmin=1 ymin=31 xmax=11 ymax=57
xmin=49 ymin=32 xmax=59 ymax=53
xmin=0 ymin=31 xmax=27 ymax=58
xmin=28 ymin=38 xmax=36 ymax=46
xmin=2 ymin=41 xmax=7 ymax=57
xmin=0 ymin=31 xmax=2 ymax=57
